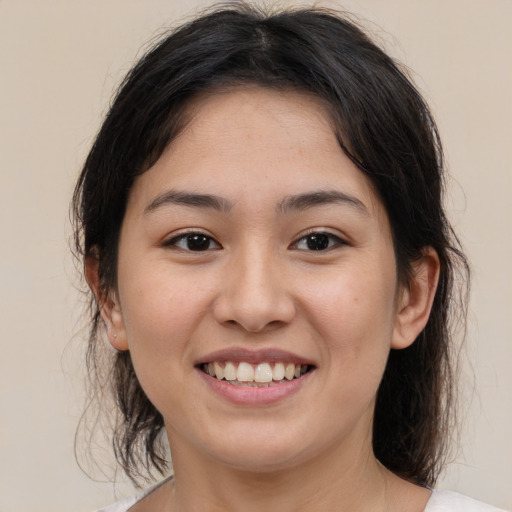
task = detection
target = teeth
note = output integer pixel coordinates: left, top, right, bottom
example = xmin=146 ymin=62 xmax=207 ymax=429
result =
xmin=214 ymin=361 xmax=224 ymax=380
xmin=224 ymin=362 xmax=237 ymax=381
xmin=285 ymin=363 xmax=295 ymax=380
xmin=254 ymin=363 xmax=272 ymax=383
xmin=237 ymin=362 xmax=254 ymax=382
xmin=273 ymin=362 xmax=285 ymax=380
xmin=203 ymin=361 xmax=309 ymax=384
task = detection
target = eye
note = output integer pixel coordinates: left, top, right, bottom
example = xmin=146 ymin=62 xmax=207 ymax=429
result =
xmin=165 ymin=232 xmax=221 ymax=252
xmin=292 ymin=232 xmax=345 ymax=251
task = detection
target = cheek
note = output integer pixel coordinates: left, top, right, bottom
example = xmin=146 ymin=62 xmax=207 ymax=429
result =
xmin=116 ymin=272 xmax=213 ymax=419
xmin=303 ymin=267 xmax=396 ymax=413
xmin=301 ymin=261 xmax=397 ymax=342
xmin=118 ymin=266 xmax=212 ymax=369
xmin=299 ymin=259 xmax=397 ymax=393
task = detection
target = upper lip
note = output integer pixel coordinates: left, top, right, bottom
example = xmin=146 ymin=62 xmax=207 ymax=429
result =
xmin=195 ymin=347 xmax=316 ymax=366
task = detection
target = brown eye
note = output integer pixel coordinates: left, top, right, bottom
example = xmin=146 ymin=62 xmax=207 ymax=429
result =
xmin=293 ymin=232 xmax=345 ymax=251
xmin=306 ymin=234 xmax=329 ymax=250
xmin=185 ymin=234 xmax=211 ymax=251
xmin=166 ymin=233 xmax=221 ymax=251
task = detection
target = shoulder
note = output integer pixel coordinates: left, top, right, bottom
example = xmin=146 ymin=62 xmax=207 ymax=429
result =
xmin=92 ymin=477 xmax=173 ymax=512
xmin=93 ymin=494 xmax=138 ymax=512
xmin=425 ymin=489 xmax=508 ymax=512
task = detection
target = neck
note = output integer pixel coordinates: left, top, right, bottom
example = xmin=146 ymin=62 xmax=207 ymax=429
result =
xmin=166 ymin=430 xmax=403 ymax=512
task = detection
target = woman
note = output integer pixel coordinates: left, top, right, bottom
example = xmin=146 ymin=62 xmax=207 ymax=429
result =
xmin=72 ymin=3 xmax=503 ymax=511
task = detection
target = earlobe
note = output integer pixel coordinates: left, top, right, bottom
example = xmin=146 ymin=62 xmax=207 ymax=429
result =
xmin=104 ymin=293 xmax=129 ymax=351
xmin=391 ymin=247 xmax=440 ymax=350
xmin=84 ymin=253 xmax=129 ymax=351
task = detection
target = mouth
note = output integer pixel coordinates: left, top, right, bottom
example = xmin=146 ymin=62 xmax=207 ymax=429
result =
xmin=199 ymin=361 xmax=312 ymax=387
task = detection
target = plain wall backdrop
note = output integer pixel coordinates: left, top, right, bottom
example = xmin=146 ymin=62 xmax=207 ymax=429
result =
xmin=0 ymin=1 xmax=510 ymax=511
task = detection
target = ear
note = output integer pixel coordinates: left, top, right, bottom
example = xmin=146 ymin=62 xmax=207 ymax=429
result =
xmin=391 ymin=247 xmax=440 ymax=350
xmin=85 ymin=252 xmax=129 ymax=351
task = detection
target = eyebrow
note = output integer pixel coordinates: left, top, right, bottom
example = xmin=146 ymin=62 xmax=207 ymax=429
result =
xmin=144 ymin=190 xmax=234 ymax=214
xmin=277 ymin=190 xmax=369 ymax=215
xmin=144 ymin=189 xmax=368 ymax=216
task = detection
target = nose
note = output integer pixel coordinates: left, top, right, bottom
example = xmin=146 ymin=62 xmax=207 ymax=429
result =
xmin=212 ymin=245 xmax=296 ymax=333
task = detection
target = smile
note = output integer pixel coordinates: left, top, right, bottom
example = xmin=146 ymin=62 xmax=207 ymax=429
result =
xmin=201 ymin=361 xmax=310 ymax=387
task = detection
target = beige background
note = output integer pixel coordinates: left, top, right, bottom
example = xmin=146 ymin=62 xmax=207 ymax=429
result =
xmin=1 ymin=1 xmax=511 ymax=511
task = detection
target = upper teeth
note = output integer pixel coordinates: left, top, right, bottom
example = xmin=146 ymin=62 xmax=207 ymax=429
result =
xmin=204 ymin=361 xmax=307 ymax=383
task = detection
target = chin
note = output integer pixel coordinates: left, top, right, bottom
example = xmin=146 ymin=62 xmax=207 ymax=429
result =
xmin=214 ymin=446 xmax=307 ymax=474
xmin=196 ymin=425 xmax=320 ymax=474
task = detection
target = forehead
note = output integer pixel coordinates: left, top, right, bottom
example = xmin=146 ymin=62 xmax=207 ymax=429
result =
xmin=182 ymin=86 xmax=339 ymax=167
xmin=128 ymin=86 xmax=386 ymax=221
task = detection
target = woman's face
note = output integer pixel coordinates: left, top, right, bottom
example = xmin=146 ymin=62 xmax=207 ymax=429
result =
xmin=110 ymin=87 xmax=406 ymax=472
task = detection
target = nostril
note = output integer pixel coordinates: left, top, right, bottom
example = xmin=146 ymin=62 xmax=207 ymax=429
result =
xmin=211 ymin=272 xmax=296 ymax=332
xmin=217 ymin=316 xmax=290 ymax=333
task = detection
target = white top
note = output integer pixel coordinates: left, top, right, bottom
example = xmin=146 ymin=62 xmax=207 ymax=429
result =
xmin=425 ymin=490 xmax=507 ymax=511
xmin=95 ymin=481 xmax=508 ymax=512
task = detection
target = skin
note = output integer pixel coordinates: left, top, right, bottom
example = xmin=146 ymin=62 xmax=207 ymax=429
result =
xmin=87 ymin=87 xmax=439 ymax=511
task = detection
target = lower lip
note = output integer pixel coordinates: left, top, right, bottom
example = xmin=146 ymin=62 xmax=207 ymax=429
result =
xmin=197 ymin=368 xmax=313 ymax=405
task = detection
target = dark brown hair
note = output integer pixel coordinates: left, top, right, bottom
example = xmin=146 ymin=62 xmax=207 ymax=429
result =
xmin=73 ymin=2 xmax=469 ymax=488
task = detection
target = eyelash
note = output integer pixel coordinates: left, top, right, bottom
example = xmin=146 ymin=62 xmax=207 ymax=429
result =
xmin=291 ymin=231 xmax=346 ymax=252
xmin=163 ymin=230 xmax=346 ymax=253
xmin=163 ymin=232 xmax=222 ymax=252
